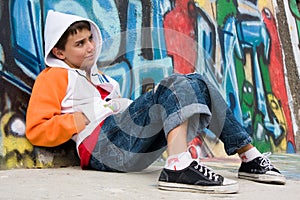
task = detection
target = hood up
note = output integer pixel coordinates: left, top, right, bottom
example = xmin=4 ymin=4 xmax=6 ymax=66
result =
xmin=44 ymin=10 xmax=102 ymax=69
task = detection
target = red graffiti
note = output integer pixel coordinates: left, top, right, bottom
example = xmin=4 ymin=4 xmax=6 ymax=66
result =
xmin=262 ymin=8 xmax=296 ymax=151
xmin=164 ymin=0 xmax=196 ymax=74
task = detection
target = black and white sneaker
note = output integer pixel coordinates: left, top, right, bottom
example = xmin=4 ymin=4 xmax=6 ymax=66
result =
xmin=238 ymin=155 xmax=286 ymax=184
xmin=158 ymin=161 xmax=239 ymax=194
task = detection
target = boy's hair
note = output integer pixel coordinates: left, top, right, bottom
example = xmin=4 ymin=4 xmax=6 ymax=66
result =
xmin=54 ymin=20 xmax=91 ymax=50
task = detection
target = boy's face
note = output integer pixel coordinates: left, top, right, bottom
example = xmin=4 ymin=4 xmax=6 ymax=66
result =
xmin=53 ymin=28 xmax=96 ymax=71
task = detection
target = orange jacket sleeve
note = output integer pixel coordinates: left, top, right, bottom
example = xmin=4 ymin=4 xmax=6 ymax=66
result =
xmin=26 ymin=67 xmax=85 ymax=147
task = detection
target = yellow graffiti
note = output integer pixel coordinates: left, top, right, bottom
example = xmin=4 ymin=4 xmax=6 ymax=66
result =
xmin=1 ymin=112 xmax=34 ymax=169
xmin=258 ymin=0 xmax=274 ymax=12
xmin=194 ymin=0 xmax=216 ymax=20
xmin=267 ymin=94 xmax=287 ymax=152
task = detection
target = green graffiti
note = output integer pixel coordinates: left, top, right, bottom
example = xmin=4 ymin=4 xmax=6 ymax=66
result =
xmin=289 ymin=0 xmax=300 ymax=18
xmin=216 ymin=0 xmax=237 ymax=27
xmin=252 ymin=113 xmax=272 ymax=152
xmin=289 ymin=0 xmax=300 ymax=40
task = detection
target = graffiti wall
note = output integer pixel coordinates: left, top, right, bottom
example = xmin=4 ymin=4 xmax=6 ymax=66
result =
xmin=0 ymin=0 xmax=299 ymax=169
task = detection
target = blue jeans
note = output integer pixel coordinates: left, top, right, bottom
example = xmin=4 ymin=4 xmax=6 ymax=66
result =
xmin=89 ymin=73 xmax=252 ymax=172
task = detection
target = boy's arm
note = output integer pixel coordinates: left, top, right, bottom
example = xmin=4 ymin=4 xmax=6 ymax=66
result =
xmin=26 ymin=68 xmax=86 ymax=147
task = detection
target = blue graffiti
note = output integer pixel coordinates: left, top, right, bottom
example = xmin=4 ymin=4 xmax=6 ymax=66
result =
xmin=0 ymin=0 xmax=44 ymax=94
xmin=220 ymin=17 xmax=244 ymax=124
xmin=193 ymin=3 xmax=223 ymax=91
xmin=126 ymin=0 xmax=173 ymax=99
xmin=1 ymin=0 xmax=174 ymax=100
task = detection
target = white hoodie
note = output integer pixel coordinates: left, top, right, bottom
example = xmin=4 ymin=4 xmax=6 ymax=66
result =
xmin=27 ymin=10 xmax=132 ymax=152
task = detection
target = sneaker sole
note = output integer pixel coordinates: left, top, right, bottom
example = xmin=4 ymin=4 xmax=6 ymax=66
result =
xmin=238 ymin=172 xmax=286 ymax=185
xmin=158 ymin=181 xmax=239 ymax=194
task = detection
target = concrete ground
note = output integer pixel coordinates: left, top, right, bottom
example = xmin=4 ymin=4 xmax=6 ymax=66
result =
xmin=0 ymin=154 xmax=299 ymax=200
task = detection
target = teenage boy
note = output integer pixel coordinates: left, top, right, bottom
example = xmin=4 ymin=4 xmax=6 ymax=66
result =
xmin=26 ymin=10 xmax=285 ymax=194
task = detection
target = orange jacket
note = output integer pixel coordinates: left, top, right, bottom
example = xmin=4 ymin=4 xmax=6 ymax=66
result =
xmin=26 ymin=66 xmax=128 ymax=148
xmin=26 ymin=67 xmax=84 ymax=147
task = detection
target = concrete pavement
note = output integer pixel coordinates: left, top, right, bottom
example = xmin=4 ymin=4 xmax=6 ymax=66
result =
xmin=0 ymin=153 xmax=299 ymax=200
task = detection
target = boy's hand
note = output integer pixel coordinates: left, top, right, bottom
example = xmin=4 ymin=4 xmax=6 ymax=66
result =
xmin=73 ymin=112 xmax=90 ymax=133
xmin=77 ymin=112 xmax=90 ymax=125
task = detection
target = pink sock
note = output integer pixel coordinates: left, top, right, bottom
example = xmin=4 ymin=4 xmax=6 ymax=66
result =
xmin=239 ymin=147 xmax=262 ymax=162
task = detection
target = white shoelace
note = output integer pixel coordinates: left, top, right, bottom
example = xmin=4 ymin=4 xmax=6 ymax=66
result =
xmin=193 ymin=163 xmax=220 ymax=181
xmin=187 ymin=145 xmax=221 ymax=181
xmin=259 ymin=152 xmax=274 ymax=170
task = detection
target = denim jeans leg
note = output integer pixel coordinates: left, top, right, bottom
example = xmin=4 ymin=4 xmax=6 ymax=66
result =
xmin=89 ymin=74 xmax=213 ymax=172
xmin=89 ymin=91 xmax=167 ymax=172
xmin=156 ymin=74 xmax=212 ymax=135
xmin=219 ymin=108 xmax=252 ymax=155
xmin=183 ymin=73 xmax=252 ymax=155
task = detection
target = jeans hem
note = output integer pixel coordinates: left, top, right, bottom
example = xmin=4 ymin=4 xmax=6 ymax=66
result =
xmin=225 ymin=136 xmax=252 ymax=155
xmin=164 ymin=103 xmax=211 ymax=135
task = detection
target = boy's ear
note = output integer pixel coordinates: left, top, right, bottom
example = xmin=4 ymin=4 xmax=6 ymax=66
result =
xmin=52 ymin=47 xmax=65 ymax=59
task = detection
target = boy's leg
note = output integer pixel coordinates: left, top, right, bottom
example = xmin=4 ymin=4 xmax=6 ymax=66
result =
xmin=90 ymin=73 xmax=239 ymax=193
xmin=89 ymin=124 xmax=167 ymax=172
xmin=155 ymin=74 xmax=239 ymax=193
xmin=183 ymin=73 xmax=252 ymax=154
xmin=184 ymin=73 xmax=285 ymax=185
xmin=218 ymin=108 xmax=253 ymax=155
xmin=89 ymin=73 xmax=211 ymax=172
xmin=219 ymin=106 xmax=286 ymax=184
xmin=159 ymin=133 xmax=239 ymax=194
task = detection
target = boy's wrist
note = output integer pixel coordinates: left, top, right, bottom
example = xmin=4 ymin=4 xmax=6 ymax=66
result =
xmin=73 ymin=112 xmax=90 ymax=132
